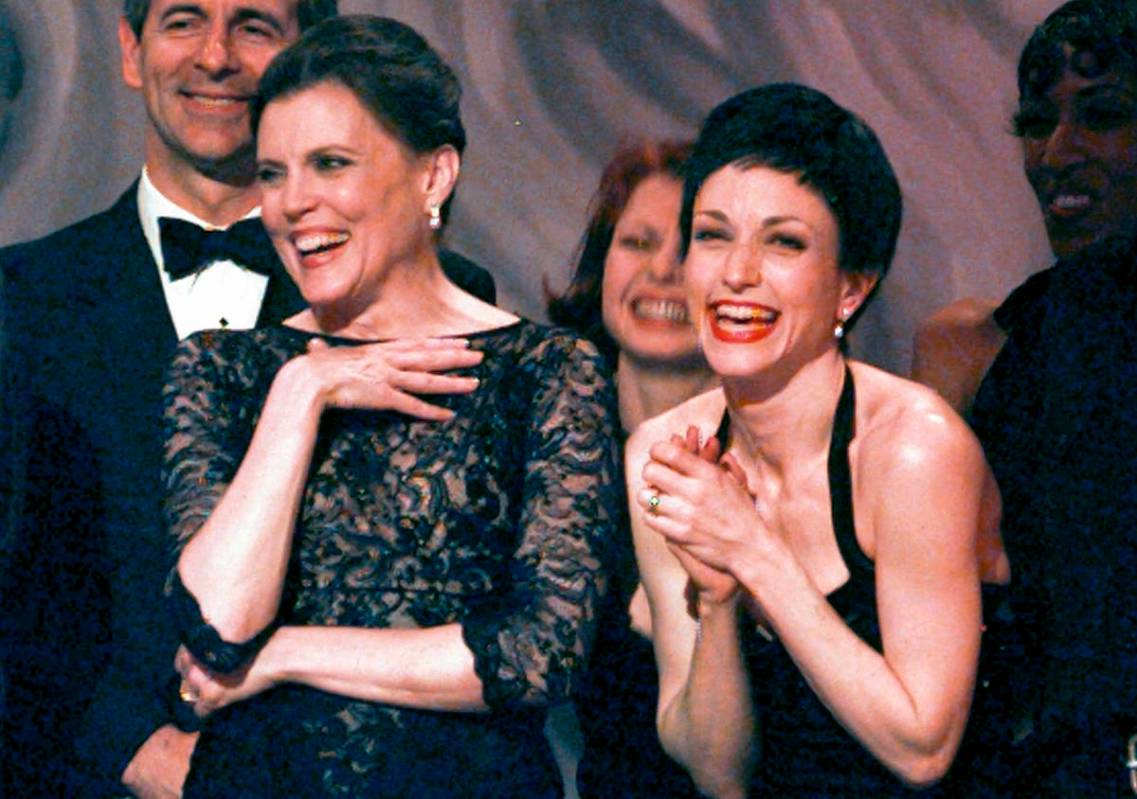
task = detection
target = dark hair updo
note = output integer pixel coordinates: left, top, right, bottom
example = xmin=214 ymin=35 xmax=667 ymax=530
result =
xmin=251 ymin=15 xmax=466 ymax=223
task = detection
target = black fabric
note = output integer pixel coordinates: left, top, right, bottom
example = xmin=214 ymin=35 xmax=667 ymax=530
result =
xmin=0 ymin=181 xmax=500 ymax=795
xmin=167 ymin=570 xmax=276 ymax=677
xmin=575 ymin=435 xmax=700 ymax=799
xmin=713 ymin=368 xmax=909 ymax=794
xmin=971 ymin=235 xmax=1137 ymax=795
xmin=159 ymin=217 xmax=278 ymax=279
xmin=0 ymin=185 xmax=305 ymax=796
xmin=713 ymin=368 xmax=1010 ymax=795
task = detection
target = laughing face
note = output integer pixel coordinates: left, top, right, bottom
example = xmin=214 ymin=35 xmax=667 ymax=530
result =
xmin=685 ymin=164 xmax=869 ymax=379
xmin=256 ymin=81 xmax=439 ymax=321
xmin=1018 ymin=49 xmax=1137 ymax=259
xmin=119 ymin=0 xmax=301 ymax=175
xmin=600 ymin=174 xmax=699 ymax=367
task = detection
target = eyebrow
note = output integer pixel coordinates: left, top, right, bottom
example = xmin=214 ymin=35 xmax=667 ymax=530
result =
xmin=157 ymin=4 xmax=288 ymax=35
xmin=761 ymin=215 xmax=806 ymax=228
xmin=694 ymin=209 xmax=729 ymax=223
xmin=694 ymin=209 xmax=807 ymax=228
xmin=232 ymin=7 xmax=288 ymax=35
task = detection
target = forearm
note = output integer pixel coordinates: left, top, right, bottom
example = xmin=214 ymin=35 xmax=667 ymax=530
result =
xmin=741 ymin=556 xmax=976 ymax=786
xmin=262 ymin=623 xmax=489 ymax=712
xmin=177 ymin=360 xmax=324 ymax=641
xmin=660 ymin=599 xmax=754 ymax=798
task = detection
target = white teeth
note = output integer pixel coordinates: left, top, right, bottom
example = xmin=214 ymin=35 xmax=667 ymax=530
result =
xmin=295 ymin=232 xmax=350 ymax=254
xmin=1053 ymin=194 xmax=1091 ymax=209
xmin=192 ymin=96 xmax=240 ymax=107
xmin=715 ymin=304 xmax=778 ymax=323
xmin=634 ymin=299 xmax=689 ymax=323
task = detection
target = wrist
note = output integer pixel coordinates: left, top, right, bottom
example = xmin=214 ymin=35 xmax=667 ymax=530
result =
xmin=257 ymin=626 xmax=293 ymax=685
xmin=272 ymin=357 xmax=327 ymax=416
xmin=695 ymin=591 xmax=740 ymax=621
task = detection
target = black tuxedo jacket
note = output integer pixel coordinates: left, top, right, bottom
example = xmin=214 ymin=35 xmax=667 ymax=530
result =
xmin=0 ymin=185 xmax=495 ymax=796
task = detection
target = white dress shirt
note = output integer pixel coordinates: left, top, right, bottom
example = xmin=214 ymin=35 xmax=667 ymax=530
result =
xmin=138 ymin=168 xmax=271 ymax=341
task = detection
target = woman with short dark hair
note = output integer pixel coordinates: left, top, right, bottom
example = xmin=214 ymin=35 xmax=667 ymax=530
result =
xmin=631 ymin=83 xmax=1009 ymax=797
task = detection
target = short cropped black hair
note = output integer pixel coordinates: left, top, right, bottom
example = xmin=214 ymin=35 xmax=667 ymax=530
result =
xmin=122 ymin=0 xmax=338 ymax=39
xmin=681 ymin=82 xmax=902 ymax=285
xmin=1016 ymin=0 xmax=1137 ymax=107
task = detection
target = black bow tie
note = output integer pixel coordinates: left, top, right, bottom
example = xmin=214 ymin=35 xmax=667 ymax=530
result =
xmin=159 ymin=217 xmax=278 ymax=280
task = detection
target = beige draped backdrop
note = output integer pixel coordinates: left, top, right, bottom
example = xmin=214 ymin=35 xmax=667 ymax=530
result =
xmin=0 ymin=1 xmax=1063 ymax=373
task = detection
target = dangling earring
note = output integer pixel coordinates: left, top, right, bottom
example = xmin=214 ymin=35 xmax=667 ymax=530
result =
xmin=428 ymin=204 xmax=442 ymax=231
xmin=834 ymin=310 xmax=848 ymax=340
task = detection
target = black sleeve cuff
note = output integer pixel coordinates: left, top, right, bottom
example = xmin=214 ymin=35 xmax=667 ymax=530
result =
xmin=167 ymin=569 xmax=276 ymax=674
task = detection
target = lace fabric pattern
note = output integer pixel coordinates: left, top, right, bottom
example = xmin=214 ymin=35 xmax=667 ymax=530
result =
xmin=160 ymin=320 xmax=620 ymax=796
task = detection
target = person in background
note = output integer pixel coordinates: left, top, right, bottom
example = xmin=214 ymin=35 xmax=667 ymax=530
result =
xmin=1 ymin=4 xmax=345 ymax=795
xmin=547 ymin=138 xmax=715 ymax=798
xmin=631 ymin=83 xmax=1009 ymax=797
xmin=165 ymin=15 xmax=619 ymax=797
xmin=910 ymin=6 xmax=1136 ymax=418
xmin=948 ymin=1 xmax=1137 ymax=793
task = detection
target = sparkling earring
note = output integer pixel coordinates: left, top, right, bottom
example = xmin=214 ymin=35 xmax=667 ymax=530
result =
xmin=834 ymin=311 xmax=848 ymax=340
xmin=428 ymin=204 xmax=442 ymax=231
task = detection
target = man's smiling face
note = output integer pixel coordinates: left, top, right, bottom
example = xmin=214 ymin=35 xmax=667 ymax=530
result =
xmin=119 ymin=0 xmax=301 ymax=175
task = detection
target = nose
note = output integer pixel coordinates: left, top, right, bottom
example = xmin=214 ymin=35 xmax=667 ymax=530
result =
xmin=722 ymin=240 xmax=762 ymax=291
xmin=280 ymin=173 xmax=317 ymax=222
xmin=195 ymin=21 xmax=239 ymax=77
xmin=646 ymin=239 xmax=682 ymax=284
xmin=1039 ymin=119 xmax=1088 ymax=171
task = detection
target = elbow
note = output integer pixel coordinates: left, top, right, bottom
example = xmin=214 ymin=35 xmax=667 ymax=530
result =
xmin=690 ymin=772 xmax=748 ymax=799
xmin=888 ymin=739 xmax=959 ymax=789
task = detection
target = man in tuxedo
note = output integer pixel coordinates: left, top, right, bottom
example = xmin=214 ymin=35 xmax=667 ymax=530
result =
xmin=0 ymin=2 xmax=493 ymax=797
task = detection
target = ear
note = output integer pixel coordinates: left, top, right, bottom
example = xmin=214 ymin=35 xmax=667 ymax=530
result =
xmin=836 ymin=270 xmax=879 ymax=321
xmin=421 ymin=145 xmax=461 ymax=212
xmin=118 ymin=17 xmax=144 ymax=91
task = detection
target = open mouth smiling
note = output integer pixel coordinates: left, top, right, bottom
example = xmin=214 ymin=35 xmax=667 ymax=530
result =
xmin=632 ymin=297 xmax=689 ymax=324
xmin=708 ymin=300 xmax=780 ymax=343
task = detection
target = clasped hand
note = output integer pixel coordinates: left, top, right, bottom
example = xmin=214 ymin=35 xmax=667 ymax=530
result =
xmin=301 ymin=336 xmax=484 ymax=420
xmin=638 ymin=426 xmax=763 ymax=606
xmin=174 ymin=644 xmax=274 ymax=719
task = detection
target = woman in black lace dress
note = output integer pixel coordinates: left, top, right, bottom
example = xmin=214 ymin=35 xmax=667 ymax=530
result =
xmin=629 ymin=84 xmax=1010 ymax=797
xmin=165 ymin=16 xmax=620 ymax=798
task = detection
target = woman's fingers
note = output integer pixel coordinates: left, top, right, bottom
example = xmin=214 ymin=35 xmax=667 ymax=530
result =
xmin=719 ymin=452 xmax=748 ymax=486
xmin=382 ymin=346 xmax=484 ymax=372
xmin=389 ymin=371 xmax=480 ymax=395
xmin=306 ymin=338 xmax=486 ymax=415
xmin=382 ymin=389 xmax=462 ymax=422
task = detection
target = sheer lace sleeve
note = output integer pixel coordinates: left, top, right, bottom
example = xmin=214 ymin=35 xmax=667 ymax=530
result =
xmin=461 ymin=333 xmax=621 ymax=708
xmin=161 ymin=330 xmax=275 ymax=671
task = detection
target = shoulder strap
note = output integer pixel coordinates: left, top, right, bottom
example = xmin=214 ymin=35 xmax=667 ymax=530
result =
xmin=828 ymin=365 xmax=874 ymax=577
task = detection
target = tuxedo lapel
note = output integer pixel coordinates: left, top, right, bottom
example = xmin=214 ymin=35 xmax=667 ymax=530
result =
xmin=257 ymin=258 xmax=304 ymax=327
xmin=87 ymin=185 xmax=179 ymax=354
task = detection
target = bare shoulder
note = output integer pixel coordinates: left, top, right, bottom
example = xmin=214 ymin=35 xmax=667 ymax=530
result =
xmin=851 ymin=362 xmax=984 ymax=474
xmin=850 ymin=363 xmax=991 ymax=562
xmin=911 ymin=297 xmax=1005 ymax=413
xmin=625 ymin=387 xmax=726 ymax=468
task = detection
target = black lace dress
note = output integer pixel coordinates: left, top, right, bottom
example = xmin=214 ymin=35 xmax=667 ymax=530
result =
xmin=160 ymin=320 xmax=621 ymax=798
